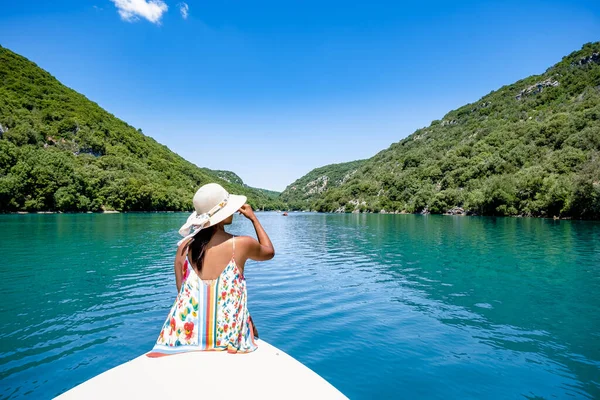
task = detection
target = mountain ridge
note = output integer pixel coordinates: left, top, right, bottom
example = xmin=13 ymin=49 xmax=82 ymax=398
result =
xmin=2 ymin=43 xmax=599 ymax=218
xmin=280 ymin=42 xmax=600 ymax=218
xmin=0 ymin=45 xmax=283 ymax=212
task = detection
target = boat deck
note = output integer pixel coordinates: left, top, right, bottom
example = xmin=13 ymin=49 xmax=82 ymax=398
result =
xmin=57 ymin=339 xmax=346 ymax=399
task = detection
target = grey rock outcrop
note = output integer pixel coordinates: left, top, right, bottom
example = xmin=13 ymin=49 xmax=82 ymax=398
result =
xmin=572 ymin=52 xmax=600 ymax=66
xmin=441 ymin=119 xmax=458 ymax=126
xmin=516 ymin=79 xmax=559 ymax=100
xmin=305 ymin=175 xmax=329 ymax=195
xmin=446 ymin=206 xmax=465 ymax=215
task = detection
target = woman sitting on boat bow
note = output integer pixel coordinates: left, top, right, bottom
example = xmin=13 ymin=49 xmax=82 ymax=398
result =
xmin=148 ymin=183 xmax=274 ymax=356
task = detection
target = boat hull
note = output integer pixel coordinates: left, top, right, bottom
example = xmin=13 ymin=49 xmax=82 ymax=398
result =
xmin=57 ymin=339 xmax=346 ymax=399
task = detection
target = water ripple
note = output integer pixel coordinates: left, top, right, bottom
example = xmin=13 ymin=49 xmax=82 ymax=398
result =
xmin=0 ymin=213 xmax=599 ymax=399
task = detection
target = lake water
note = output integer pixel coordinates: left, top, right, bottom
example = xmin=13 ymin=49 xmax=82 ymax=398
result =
xmin=0 ymin=213 xmax=599 ymax=399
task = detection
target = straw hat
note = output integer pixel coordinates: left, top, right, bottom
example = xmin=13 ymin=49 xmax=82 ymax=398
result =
xmin=178 ymin=183 xmax=247 ymax=245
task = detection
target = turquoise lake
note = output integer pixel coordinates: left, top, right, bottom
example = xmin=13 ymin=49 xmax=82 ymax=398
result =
xmin=0 ymin=213 xmax=599 ymax=399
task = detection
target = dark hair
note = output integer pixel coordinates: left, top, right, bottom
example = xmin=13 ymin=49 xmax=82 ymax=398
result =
xmin=189 ymin=225 xmax=217 ymax=273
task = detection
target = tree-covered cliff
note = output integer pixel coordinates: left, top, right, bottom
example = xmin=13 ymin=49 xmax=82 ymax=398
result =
xmin=0 ymin=46 xmax=281 ymax=212
xmin=279 ymin=159 xmax=365 ymax=210
xmin=281 ymin=42 xmax=600 ymax=219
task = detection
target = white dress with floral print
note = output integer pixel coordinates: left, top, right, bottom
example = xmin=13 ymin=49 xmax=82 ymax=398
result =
xmin=148 ymin=237 xmax=258 ymax=356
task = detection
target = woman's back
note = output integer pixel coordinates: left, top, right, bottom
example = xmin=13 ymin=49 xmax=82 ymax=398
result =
xmin=191 ymin=231 xmax=237 ymax=281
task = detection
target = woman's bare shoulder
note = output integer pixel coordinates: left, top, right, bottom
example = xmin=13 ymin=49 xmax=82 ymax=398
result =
xmin=233 ymin=235 xmax=259 ymax=250
xmin=176 ymin=239 xmax=192 ymax=257
xmin=234 ymin=235 xmax=257 ymax=243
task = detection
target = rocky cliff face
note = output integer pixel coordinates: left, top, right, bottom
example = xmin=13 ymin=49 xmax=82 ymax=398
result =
xmin=279 ymin=160 xmax=366 ymax=207
xmin=572 ymin=52 xmax=599 ymax=66
xmin=515 ymin=78 xmax=559 ymax=100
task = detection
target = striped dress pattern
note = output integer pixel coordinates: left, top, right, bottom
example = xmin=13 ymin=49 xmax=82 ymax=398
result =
xmin=147 ymin=238 xmax=257 ymax=356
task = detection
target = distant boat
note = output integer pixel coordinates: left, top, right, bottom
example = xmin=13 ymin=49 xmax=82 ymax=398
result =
xmin=276 ymin=210 xmax=281 ymax=213
xmin=283 ymin=212 xmax=288 ymax=216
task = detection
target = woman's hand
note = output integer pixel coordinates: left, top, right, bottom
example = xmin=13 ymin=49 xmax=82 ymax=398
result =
xmin=238 ymin=204 xmax=256 ymax=221
xmin=236 ymin=204 xmax=275 ymax=262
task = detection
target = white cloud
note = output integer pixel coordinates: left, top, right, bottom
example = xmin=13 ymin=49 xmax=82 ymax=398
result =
xmin=178 ymin=2 xmax=189 ymax=19
xmin=110 ymin=0 xmax=168 ymax=24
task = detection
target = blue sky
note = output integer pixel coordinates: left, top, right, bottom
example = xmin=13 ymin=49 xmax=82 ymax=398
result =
xmin=1 ymin=0 xmax=599 ymax=191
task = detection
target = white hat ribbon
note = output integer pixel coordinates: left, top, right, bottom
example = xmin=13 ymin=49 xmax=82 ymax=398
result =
xmin=178 ymin=211 xmax=209 ymax=237
xmin=177 ymin=194 xmax=230 ymax=240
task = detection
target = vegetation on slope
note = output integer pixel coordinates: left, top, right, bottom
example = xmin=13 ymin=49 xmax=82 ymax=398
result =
xmin=0 ymin=46 xmax=281 ymax=212
xmin=281 ymin=42 xmax=600 ymax=219
xmin=279 ymin=160 xmax=366 ymax=210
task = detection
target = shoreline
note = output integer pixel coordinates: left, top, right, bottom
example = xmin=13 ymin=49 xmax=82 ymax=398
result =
xmin=2 ymin=210 xmax=596 ymax=221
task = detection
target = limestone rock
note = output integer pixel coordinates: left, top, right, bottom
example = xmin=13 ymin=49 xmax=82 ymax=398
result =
xmin=441 ymin=119 xmax=458 ymax=126
xmin=515 ymin=78 xmax=560 ymax=100
xmin=516 ymin=79 xmax=559 ymax=100
xmin=305 ymin=175 xmax=329 ymax=195
xmin=572 ymin=52 xmax=600 ymax=67
xmin=445 ymin=206 xmax=465 ymax=216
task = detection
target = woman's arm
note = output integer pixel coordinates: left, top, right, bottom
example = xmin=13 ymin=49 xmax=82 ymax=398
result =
xmin=238 ymin=204 xmax=275 ymax=261
xmin=174 ymin=240 xmax=190 ymax=292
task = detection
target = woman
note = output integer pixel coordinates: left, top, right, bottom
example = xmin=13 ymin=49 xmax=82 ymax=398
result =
xmin=147 ymin=183 xmax=275 ymax=357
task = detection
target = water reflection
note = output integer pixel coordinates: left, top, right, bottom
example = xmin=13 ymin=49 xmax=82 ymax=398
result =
xmin=284 ymin=213 xmax=600 ymax=399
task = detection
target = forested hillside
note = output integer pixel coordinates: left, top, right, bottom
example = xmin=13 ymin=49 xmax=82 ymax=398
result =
xmin=3 ymin=42 xmax=599 ymax=217
xmin=279 ymin=159 xmax=365 ymax=209
xmin=0 ymin=46 xmax=282 ymax=212
xmin=281 ymin=42 xmax=600 ymax=219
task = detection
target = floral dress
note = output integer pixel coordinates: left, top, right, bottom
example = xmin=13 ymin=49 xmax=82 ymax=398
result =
xmin=147 ymin=237 xmax=258 ymax=356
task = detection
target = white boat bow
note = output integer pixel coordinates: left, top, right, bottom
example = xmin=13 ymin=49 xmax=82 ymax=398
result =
xmin=57 ymin=339 xmax=347 ymax=399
